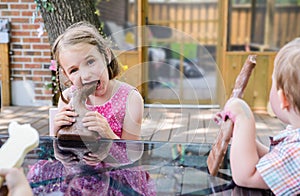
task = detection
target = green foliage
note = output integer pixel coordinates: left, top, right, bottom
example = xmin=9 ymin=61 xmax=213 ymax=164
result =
xmin=32 ymin=0 xmax=55 ymax=23
xmin=34 ymin=0 xmax=55 ymax=12
xmin=44 ymin=73 xmax=59 ymax=94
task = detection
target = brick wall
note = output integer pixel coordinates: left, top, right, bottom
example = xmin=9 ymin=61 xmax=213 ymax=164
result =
xmin=0 ymin=0 xmax=52 ymax=106
xmin=0 ymin=0 xmax=131 ymax=106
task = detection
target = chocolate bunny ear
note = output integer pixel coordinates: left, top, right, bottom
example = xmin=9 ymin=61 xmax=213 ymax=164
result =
xmin=231 ymin=55 xmax=256 ymax=98
xmin=207 ymin=55 xmax=257 ymax=176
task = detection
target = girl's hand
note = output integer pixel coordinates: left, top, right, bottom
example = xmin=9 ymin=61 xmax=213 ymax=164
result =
xmin=83 ymin=152 xmax=106 ymax=166
xmin=53 ymin=105 xmax=78 ymax=136
xmin=83 ymin=141 xmax=112 ymax=165
xmin=82 ymin=111 xmax=119 ymax=139
xmin=53 ymin=140 xmax=79 ymax=167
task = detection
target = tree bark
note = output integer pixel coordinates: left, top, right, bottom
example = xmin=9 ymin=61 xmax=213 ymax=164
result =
xmin=37 ymin=0 xmax=101 ymax=47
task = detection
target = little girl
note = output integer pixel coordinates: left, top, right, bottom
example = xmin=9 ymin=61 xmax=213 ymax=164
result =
xmin=223 ymin=38 xmax=300 ymax=195
xmin=52 ymin=21 xmax=144 ymax=141
xmin=26 ymin=22 xmax=155 ymax=195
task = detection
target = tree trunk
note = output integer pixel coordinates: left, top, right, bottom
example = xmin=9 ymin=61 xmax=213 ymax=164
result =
xmin=37 ymin=0 xmax=101 ymax=47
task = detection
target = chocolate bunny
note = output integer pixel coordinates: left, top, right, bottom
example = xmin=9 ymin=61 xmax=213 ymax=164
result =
xmin=207 ymin=55 xmax=257 ymax=176
xmin=58 ymin=81 xmax=99 ymax=141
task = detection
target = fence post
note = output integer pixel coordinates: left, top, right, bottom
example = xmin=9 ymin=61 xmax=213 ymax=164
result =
xmin=0 ymin=19 xmax=11 ymax=107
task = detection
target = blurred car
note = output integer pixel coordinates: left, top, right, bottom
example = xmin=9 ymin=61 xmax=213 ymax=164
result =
xmin=166 ymin=58 xmax=204 ymax=78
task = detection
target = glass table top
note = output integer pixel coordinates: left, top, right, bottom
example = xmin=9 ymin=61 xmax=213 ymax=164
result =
xmin=0 ymin=135 xmax=273 ymax=195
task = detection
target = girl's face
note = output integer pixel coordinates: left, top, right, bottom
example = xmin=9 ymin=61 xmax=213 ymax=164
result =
xmin=59 ymin=43 xmax=110 ymax=96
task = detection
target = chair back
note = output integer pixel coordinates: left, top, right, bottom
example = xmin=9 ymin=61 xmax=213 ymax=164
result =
xmin=49 ymin=108 xmax=58 ymax=136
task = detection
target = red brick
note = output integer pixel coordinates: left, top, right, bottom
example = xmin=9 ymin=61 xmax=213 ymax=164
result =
xmin=33 ymin=70 xmax=49 ymax=75
xmin=21 ymin=0 xmax=36 ymax=3
xmin=11 ymin=18 xmax=29 ymax=23
xmin=35 ymin=96 xmax=52 ymax=101
xmin=13 ymin=70 xmax=32 ymax=75
xmin=22 ymin=24 xmax=39 ymax=30
xmin=35 ymin=83 xmax=46 ymax=88
xmin=32 ymin=32 xmax=46 ymax=38
xmin=11 ymin=4 xmax=29 ymax=9
xmin=24 ymin=76 xmax=33 ymax=80
xmin=30 ymin=4 xmax=37 ymax=9
xmin=33 ymin=18 xmax=44 ymax=23
xmin=10 ymin=63 xmax=23 ymax=69
xmin=1 ymin=0 xmax=18 ymax=2
xmin=2 ymin=10 xmax=20 ymax=16
xmin=32 ymin=76 xmax=42 ymax=81
xmin=44 ymin=89 xmax=53 ymax=94
xmin=33 ymin=57 xmax=51 ymax=63
xmin=12 ymin=57 xmax=31 ymax=62
xmin=25 ymin=64 xmax=43 ymax=69
xmin=21 ymin=11 xmax=33 ymax=16
xmin=20 ymin=45 xmax=31 ymax=49
xmin=43 ymin=51 xmax=51 ymax=56
xmin=25 ymin=51 xmax=42 ymax=56
xmin=23 ymin=37 xmax=41 ymax=43
xmin=11 ymin=24 xmax=22 ymax=30
xmin=43 ymin=77 xmax=52 ymax=82
xmin=12 ymin=44 xmax=22 ymax=49
xmin=11 ymin=31 xmax=31 ymax=36
xmin=13 ymin=44 xmax=31 ymax=49
xmin=11 ymin=37 xmax=21 ymax=42
xmin=32 ymin=44 xmax=50 ymax=50
xmin=42 ymin=37 xmax=49 ymax=43
xmin=13 ymin=51 xmax=22 ymax=56
xmin=12 ymin=76 xmax=24 ymax=81
xmin=35 ymin=89 xmax=43 ymax=94
xmin=0 ymin=4 xmax=8 ymax=9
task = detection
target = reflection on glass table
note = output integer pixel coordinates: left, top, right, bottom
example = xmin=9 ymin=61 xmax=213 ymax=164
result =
xmin=0 ymin=136 xmax=274 ymax=195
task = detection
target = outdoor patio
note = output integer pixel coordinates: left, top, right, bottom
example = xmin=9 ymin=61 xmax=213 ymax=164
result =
xmin=0 ymin=105 xmax=286 ymax=146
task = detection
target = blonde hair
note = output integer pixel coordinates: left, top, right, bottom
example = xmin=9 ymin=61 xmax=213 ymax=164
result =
xmin=52 ymin=21 xmax=120 ymax=103
xmin=274 ymin=38 xmax=300 ymax=113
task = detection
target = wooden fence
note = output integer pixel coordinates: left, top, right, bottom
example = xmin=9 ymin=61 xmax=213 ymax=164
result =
xmin=146 ymin=2 xmax=218 ymax=45
xmin=231 ymin=5 xmax=300 ymax=49
xmin=223 ymin=51 xmax=276 ymax=110
xmin=129 ymin=2 xmax=300 ymax=49
xmin=0 ymin=44 xmax=10 ymax=106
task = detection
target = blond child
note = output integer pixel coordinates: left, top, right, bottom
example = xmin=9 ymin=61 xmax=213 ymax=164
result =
xmin=223 ymin=38 xmax=300 ymax=195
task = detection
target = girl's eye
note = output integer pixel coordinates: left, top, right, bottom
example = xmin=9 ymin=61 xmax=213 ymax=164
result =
xmin=87 ymin=59 xmax=95 ymax=65
xmin=69 ymin=68 xmax=78 ymax=74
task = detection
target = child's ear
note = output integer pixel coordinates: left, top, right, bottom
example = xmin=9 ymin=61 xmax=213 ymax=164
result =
xmin=278 ymin=89 xmax=290 ymax=110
